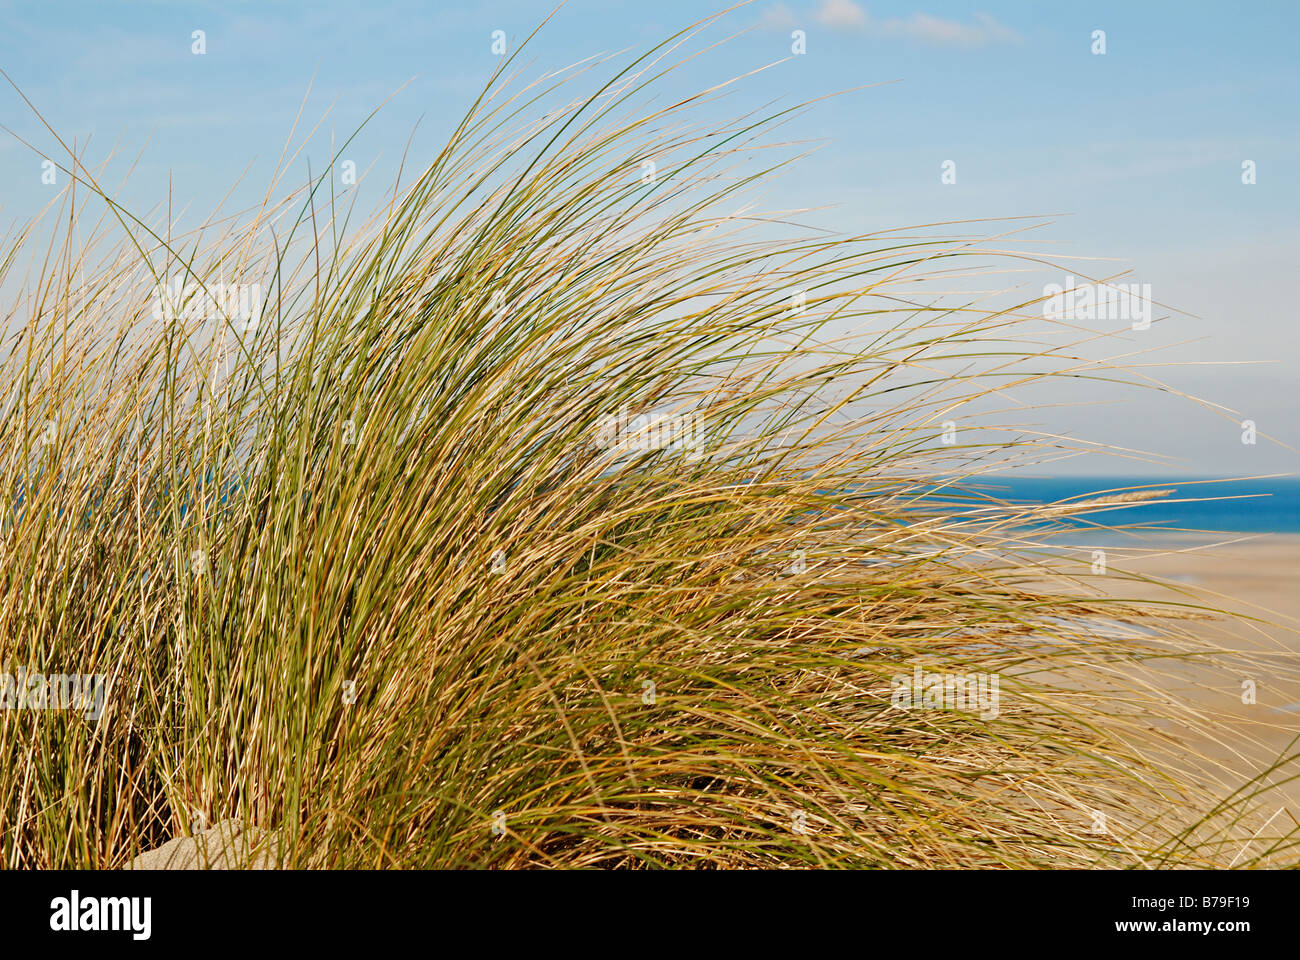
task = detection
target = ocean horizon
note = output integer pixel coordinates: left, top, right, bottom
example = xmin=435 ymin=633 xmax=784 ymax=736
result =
xmin=978 ymin=476 xmax=1300 ymax=536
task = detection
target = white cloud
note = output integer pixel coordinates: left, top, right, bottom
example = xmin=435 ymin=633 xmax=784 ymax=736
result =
xmin=757 ymin=3 xmax=798 ymax=31
xmin=815 ymin=0 xmax=867 ymax=30
xmin=879 ymin=11 xmax=1020 ymax=47
xmin=771 ymin=3 xmax=1020 ymax=47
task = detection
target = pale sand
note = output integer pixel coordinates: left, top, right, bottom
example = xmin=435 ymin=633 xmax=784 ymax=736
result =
xmin=1067 ymin=533 xmax=1300 ymax=836
xmin=127 ymin=820 xmax=278 ymax=870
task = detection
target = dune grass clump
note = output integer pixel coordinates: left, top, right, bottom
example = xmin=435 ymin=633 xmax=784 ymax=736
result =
xmin=1 ymin=15 xmax=1297 ymax=868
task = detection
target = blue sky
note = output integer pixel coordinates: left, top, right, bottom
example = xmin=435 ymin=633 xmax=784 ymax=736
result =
xmin=1 ymin=0 xmax=1296 ymax=475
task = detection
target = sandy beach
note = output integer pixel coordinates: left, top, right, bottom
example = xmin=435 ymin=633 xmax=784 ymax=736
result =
xmin=1081 ymin=534 xmax=1300 ymax=837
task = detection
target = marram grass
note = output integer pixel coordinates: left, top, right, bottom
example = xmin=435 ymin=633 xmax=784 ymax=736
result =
xmin=1 ymin=14 xmax=1297 ymax=869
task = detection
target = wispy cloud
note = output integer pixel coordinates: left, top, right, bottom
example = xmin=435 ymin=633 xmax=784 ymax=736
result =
xmin=877 ymin=11 xmax=1020 ymax=47
xmin=760 ymin=2 xmax=1021 ymax=47
xmin=757 ymin=2 xmax=798 ymax=31
xmin=815 ymin=0 xmax=867 ymax=30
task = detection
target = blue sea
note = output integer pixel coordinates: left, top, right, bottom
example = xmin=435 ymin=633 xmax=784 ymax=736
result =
xmin=973 ymin=476 xmax=1300 ymax=535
